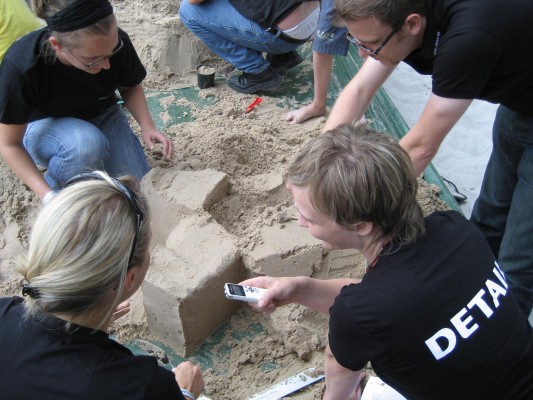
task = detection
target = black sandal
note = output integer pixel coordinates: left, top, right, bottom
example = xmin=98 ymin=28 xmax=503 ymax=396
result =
xmin=441 ymin=176 xmax=468 ymax=204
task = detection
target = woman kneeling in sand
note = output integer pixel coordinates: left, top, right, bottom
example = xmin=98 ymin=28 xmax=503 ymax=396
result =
xmin=0 ymin=171 xmax=204 ymax=400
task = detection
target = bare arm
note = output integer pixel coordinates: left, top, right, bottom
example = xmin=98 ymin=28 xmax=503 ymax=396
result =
xmin=323 ymin=344 xmax=366 ymax=400
xmin=286 ymin=52 xmax=333 ymax=124
xmin=118 ymin=84 xmax=175 ymax=159
xmin=240 ymin=276 xmax=360 ymax=314
xmin=400 ymin=94 xmax=472 ymax=175
xmin=323 ymin=57 xmax=396 ymax=132
xmin=0 ymin=123 xmax=51 ymax=199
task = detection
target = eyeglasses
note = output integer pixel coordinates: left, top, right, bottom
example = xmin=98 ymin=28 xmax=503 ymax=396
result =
xmin=66 ymin=171 xmax=144 ymax=267
xmin=346 ymin=22 xmax=403 ymax=58
xmin=67 ymin=38 xmax=124 ymax=69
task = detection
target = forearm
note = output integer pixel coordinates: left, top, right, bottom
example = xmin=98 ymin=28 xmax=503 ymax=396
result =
xmin=292 ymin=277 xmax=359 ymax=313
xmin=0 ymin=124 xmax=51 ymax=199
xmin=323 ymin=81 xmax=370 ymax=132
xmin=119 ymin=84 xmax=156 ymax=132
xmin=323 ymin=58 xmax=395 ymax=132
xmin=311 ymin=52 xmax=334 ymax=108
xmin=399 ymin=95 xmax=473 ymax=176
xmin=0 ymin=144 xmax=50 ymax=198
xmin=399 ymin=134 xmax=436 ymax=176
xmin=323 ymin=344 xmax=364 ymax=400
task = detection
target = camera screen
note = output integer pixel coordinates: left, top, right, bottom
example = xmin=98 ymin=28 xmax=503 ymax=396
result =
xmin=228 ymin=284 xmax=246 ymax=296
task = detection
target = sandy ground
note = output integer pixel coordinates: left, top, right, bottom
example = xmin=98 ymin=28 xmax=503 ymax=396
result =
xmin=0 ymin=1 xmax=453 ymax=398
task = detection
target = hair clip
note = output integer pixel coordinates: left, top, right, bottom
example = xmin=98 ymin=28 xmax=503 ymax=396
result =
xmin=21 ymin=281 xmax=39 ymax=299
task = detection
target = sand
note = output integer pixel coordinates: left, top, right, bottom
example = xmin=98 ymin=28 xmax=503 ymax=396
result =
xmin=0 ymin=1 xmax=451 ymax=398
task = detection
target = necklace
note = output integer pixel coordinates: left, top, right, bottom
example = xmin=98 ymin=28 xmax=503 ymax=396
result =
xmin=366 ymin=246 xmax=383 ymax=273
xmin=366 ymin=240 xmax=394 ymax=273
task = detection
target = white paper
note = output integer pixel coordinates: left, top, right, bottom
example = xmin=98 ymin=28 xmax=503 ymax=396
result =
xmin=361 ymin=376 xmax=407 ymax=400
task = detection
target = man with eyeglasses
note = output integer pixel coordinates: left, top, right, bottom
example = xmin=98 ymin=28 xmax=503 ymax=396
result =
xmin=323 ymin=0 xmax=533 ymax=322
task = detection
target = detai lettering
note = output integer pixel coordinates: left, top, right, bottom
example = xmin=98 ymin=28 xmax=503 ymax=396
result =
xmin=425 ymin=262 xmax=508 ymax=360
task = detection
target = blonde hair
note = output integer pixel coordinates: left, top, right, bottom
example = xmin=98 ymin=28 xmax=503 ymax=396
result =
xmin=287 ymin=124 xmax=425 ymax=244
xmin=33 ymin=0 xmax=115 ymax=61
xmin=17 ymin=173 xmax=150 ymax=329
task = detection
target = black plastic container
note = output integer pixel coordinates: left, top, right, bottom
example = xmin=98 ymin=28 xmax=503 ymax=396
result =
xmin=196 ymin=64 xmax=216 ymax=89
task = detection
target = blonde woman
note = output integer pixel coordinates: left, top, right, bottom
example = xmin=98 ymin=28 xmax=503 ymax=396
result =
xmin=0 ymin=171 xmax=204 ymax=400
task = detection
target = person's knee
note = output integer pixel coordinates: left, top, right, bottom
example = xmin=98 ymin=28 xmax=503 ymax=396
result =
xmin=179 ymin=1 xmax=195 ymax=24
xmin=65 ymin=125 xmax=109 ymax=164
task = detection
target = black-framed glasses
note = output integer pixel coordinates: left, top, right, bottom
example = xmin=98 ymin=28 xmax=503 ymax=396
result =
xmin=67 ymin=38 xmax=124 ymax=69
xmin=66 ymin=171 xmax=144 ymax=267
xmin=346 ymin=22 xmax=403 ymax=58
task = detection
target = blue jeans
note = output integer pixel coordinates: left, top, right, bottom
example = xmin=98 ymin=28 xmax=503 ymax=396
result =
xmin=23 ymin=105 xmax=150 ymax=190
xmin=471 ymin=105 xmax=533 ymax=316
xmin=179 ymin=0 xmax=301 ymax=74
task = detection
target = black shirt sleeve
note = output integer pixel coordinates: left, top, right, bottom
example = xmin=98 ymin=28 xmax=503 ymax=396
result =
xmin=144 ymin=364 xmax=186 ymax=399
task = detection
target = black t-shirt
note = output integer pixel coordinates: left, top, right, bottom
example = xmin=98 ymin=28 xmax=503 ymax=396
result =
xmin=403 ymin=0 xmax=533 ymax=116
xmin=0 ymin=27 xmax=146 ymax=123
xmin=329 ymin=211 xmax=533 ymax=400
xmin=0 ymin=297 xmax=185 ymax=400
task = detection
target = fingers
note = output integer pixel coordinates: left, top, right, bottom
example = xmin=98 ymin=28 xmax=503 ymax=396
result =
xmin=163 ymin=137 xmax=175 ymax=159
xmin=143 ymin=130 xmax=175 ymax=159
xmin=174 ymin=361 xmax=205 ymax=399
xmin=111 ymin=300 xmax=131 ymax=322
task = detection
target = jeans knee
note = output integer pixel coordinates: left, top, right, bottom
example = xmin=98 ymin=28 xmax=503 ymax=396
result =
xmin=67 ymin=127 xmax=109 ymax=164
xmin=179 ymin=1 xmax=193 ymax=24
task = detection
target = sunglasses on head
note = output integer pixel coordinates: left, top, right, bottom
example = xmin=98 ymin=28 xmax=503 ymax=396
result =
xmin=66 ymin=171 xmax=144 ymax=267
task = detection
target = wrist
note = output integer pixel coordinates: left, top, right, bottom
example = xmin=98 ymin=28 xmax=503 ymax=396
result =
xmin=181 ymin=388 xmax=195 ymax=400
xmin=43 ymin=190 xmax=57 ymax=205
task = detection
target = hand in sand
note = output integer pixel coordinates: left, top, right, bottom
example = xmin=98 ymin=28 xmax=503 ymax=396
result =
xmin=173 ymin=361 xmax=205 ymax=399
xmin=286 ymin=102 xmax=327 ymax=125
xmin=141 ymin=127 xmax=175 ymax=159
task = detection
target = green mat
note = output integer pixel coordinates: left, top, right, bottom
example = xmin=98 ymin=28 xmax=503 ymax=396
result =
xmin=126 ymin=309 xmax=276 ymax=373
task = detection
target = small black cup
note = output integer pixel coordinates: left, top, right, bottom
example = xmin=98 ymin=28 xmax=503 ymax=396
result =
xmin=196 ymin=64 xmax=216 ymax=89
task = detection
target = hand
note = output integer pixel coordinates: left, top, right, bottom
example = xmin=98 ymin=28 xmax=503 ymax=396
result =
xmin=141 ymin=127 xmax=175 ymax=159
xmin=173 ymin=361 xmax=205 ymax=399
xmin=239 ymin=276 xmax=299 ymax=313
xmin=285 ymin=102 xmax=327 ymax=125
xmin=111 ymin=300 xmax=131 ymax=322
xmin=42 ymin=190 xmax=57 ymax=205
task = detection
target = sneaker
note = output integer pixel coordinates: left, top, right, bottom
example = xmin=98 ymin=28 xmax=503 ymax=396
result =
xmin=266 ymin=51 xmax=303 ymax=73
xmin=228 ymin=66 xmax=282 ymax=94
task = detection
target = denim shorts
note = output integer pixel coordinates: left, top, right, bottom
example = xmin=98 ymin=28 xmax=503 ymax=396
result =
xmin=312 ymin=0 xmax=349 ymax=56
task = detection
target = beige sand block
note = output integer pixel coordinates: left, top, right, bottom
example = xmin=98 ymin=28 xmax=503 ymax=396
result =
xmin=143 ymin=215 xmax=244 ymax=356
